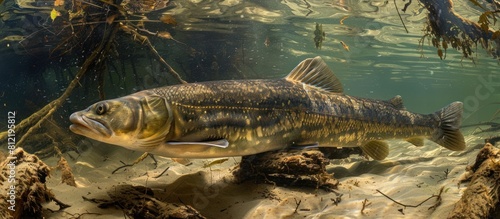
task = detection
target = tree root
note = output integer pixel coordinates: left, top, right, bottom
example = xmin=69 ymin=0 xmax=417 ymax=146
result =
xmin=417 ymin=0 xmax=500 ymax=60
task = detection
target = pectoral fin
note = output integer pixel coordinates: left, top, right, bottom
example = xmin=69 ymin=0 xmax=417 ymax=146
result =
xmin=290 ymin=142 xmax=319 ymax=150
xmin=360 ymin=140 xmax=389 ymax=160
xmin=166 ymin=139 xmax=229 ymax=148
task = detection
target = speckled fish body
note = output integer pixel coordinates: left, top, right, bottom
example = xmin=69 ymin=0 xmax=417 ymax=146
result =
xmin=69 ymin=57 xmax=465 ymax=160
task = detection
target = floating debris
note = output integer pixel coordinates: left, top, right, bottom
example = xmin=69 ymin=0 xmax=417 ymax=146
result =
xmin=340 ymin=41 xmax=350 ymax=51
xmin=340 ymin=15 xmax=348 ymax=25
xmin=57 ymin=156 xmax=76 ymax=187
xmin=160 ymin=14 xmax=177 ymax=26
xmin=314 ymin=22 xmax=325 ymax=49
xmin=203 ymin=158 xmax=229 ymax=168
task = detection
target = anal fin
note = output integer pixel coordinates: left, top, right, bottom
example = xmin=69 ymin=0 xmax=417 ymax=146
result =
xmin=406 ymin=137 xmax=425 ymax=147
xmin=360 ymin=140 xmax=389 ymax=160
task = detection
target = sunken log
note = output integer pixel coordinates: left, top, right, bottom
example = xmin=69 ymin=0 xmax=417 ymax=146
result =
xmin=233 ymin=149 xmax=339 ymax=191
xmin=448 ymin=143 xmax=500 ymax=219
xmin=0 ymin=148 xmax=69 ymax=218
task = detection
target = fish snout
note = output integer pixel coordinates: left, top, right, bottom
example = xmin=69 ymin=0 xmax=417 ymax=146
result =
xmin=69 ymin=112 xmax=112 ymax=138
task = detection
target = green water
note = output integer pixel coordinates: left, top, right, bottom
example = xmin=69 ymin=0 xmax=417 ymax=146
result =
xmin=0 ymin=1 xmax=499 ymax=218
xmin=159 ymin=0 xmax=500 ymax=123
xmin=0 ymin=0 xmax=498 ymax=142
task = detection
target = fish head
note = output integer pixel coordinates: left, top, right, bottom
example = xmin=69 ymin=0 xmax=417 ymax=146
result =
xmin=69 ymin=93 xmax=173 ymax=151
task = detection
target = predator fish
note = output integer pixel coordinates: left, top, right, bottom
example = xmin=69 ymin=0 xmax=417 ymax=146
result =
xmin=69 ymin=57 xmax=466 ymax=160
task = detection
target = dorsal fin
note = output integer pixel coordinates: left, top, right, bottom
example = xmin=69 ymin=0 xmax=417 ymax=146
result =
xmin=387 ymin=95 xmax=405 ymax=110
xmin=285 ymin=56 xmax=343 ymax=93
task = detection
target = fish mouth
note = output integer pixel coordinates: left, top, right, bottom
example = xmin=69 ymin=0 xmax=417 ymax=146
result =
xmin=69 ymin=112 xmax=112 ymax=138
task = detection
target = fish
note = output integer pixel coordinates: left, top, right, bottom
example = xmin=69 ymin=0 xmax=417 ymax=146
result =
xmin=0 ymin=35 xmax=26 ymax=43
xmin=69 ymin=57 xmax=466 ymax=160
xmin=264 ymin=36 xmax=270 ymax=47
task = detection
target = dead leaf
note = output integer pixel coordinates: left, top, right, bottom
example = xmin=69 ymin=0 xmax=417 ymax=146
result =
xmin=160 ymin=14 xmax=177 ymax=26
xmin=54 ymin=0 xmax=64 ymax=6
xmin=442 ymin=41 xmax=448 ymax=50
xmin=50 ymin=8 xmax=60 ymax=21
xmin=157 ymin=31 xmax=173 ymax=40
xmin=437 ymin=48 xmax=443 ymax=60
xmin=157 ymin=31 xmax=188 ymax=46
xmin=106 ymin=14 xmax=117 ymax=24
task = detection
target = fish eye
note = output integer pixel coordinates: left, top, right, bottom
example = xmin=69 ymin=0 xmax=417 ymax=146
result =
xmin=95 ymin=103 xmax=107 ymax=115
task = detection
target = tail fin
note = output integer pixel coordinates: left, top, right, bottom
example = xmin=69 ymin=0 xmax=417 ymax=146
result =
xmin=431 ymin=101 xmax=466 ymax=151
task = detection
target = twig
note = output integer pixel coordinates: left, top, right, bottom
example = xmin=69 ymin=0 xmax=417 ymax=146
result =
xmin=111 ymin=152 xmax=153 ymax=174
xmin=148 ymin=153 xmax=158 ymax=168
xmin=294 ymin=198 xmax=302 ymax=213
xmin=428 ymin=187 xmax=444 ymax=211
xmin=331 ymin=194 xmax=343 ymax=206
xmin=120 ymin=23 xmax=186 ymax=84
xmin=63 ymin=212 xmax=103 ymax=219
xmin=112 ymin=164 xmax=134 ymax=174
xmin=402 ymin=0 xmax=412 ymax=12
xmin=398 ymin=208 xmax=405 ymax=215
xmin=393 ymin=0 xmax=409 ymax=33
xmin=361 ymin=198 xmax=371 ymax=215
xmin=82 ymin=196 xmax=104 ymax=203
xmin=152 ymin=167 xmax=170 ymax=178
xmin=376 ymin=187 xmax=442 ymax=208
xmin=52 ymin=196 xmax=71 ymax=210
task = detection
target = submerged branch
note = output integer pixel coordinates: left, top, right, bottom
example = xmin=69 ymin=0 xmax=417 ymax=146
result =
xmin=0 ymin=23 xmax=119 ymax=147
xmin=418 ymin=0 xmax=500 ymax=59
xmin=120 ymin=23 xmax=187 ymax=84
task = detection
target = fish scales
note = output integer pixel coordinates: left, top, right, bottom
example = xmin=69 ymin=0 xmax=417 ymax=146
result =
xmin=148 ymin=79 xmax=434 ymax=154
xmin=150 ymin=80 xmax=307 ymax=156
xmin=69 ymin=57 xmax=466 ymax=160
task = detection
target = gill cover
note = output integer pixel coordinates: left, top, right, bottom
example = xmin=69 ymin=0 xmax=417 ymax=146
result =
xmin=135 ymin=95 xmax=173 ymax=148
